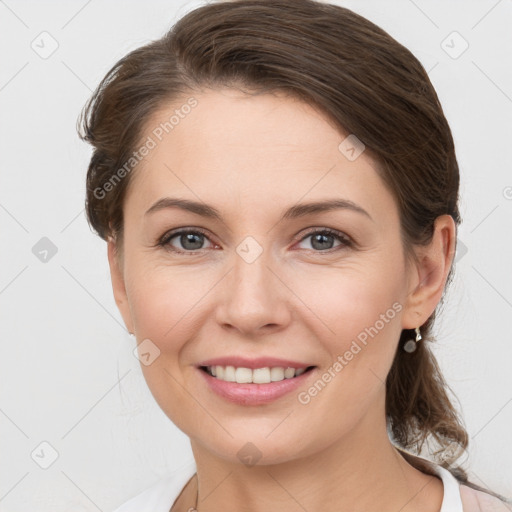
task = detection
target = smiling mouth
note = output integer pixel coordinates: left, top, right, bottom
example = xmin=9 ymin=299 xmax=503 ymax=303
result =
xmin=199 ymin=365 xmax=316 ymax=384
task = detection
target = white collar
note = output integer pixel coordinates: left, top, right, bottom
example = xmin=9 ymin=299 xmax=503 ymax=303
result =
xmin=431 ymin=463 xmax=464 ymax=512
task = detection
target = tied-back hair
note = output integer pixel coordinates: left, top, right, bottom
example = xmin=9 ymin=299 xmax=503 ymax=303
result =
xmin=79 ymin=0 xmax=509 ymax=502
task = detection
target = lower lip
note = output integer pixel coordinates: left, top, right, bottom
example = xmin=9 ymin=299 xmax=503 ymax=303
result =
xmin=198 ymin=367 xmax=316 ymax=405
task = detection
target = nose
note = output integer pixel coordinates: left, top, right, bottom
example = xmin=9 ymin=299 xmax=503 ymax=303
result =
xmin=215 ymin=247 xmax=291 ymax=337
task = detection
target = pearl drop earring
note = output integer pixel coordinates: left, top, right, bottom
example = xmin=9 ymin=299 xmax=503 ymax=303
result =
xmin=403 ymin=327 xmax=422 ymax=353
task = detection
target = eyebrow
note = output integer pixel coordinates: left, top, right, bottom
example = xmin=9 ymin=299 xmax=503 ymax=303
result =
xmin=145 ymin=197 xmax=373 ymax=222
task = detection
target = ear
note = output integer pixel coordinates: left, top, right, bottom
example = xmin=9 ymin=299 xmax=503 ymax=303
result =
xmin=107 ymin=238 xmax=135 ymax=334
xmin=401 ymin=214 xmax=456 ymax=329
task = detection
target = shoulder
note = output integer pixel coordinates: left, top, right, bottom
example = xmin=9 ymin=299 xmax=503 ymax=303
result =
xmin=111 ymin=462 xmax=197 ymax=512
xmin=460 ymin=484 xmax=512 ymax=512
xmin=394 ymin=447 xmax=511 ymax=512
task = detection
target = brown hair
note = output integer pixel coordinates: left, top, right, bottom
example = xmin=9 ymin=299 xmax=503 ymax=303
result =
xmin=79 ymin=0 xmax=507 ymax=501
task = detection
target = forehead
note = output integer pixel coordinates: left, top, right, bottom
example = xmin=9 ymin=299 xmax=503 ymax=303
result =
xmin=127 ymin=88 xmax=396 ymax=223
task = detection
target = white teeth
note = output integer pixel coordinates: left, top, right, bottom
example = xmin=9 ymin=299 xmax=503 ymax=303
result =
xmin=206 ymin=365 xmax=310 ymax=383
xmin=253 ymin=367 xmax=270 ymax=384
xmin=270 ymin=367 xmax=284 ymax=381
xmin=224 ymin=366 xmax=236 ymax=382
xmin=235 ymin=367 xmax=252 ymax=383
xmin=284 ymin=367 xmax=295 ymax=379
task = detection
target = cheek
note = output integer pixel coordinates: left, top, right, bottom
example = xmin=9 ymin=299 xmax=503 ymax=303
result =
xmin=296 ymin=260 xmax=402 ymax=330
xmin=289 ymin=257 xmax=405 ymax=372
xmin=288 ymin=264 xmax=404 ymax=433
xmin=124 ymin=267 xmax=210 ymax=426
xmin=126 ymin=264 xmax=212 ymax=342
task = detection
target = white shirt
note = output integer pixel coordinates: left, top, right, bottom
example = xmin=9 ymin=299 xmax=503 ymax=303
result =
xmin=112 ymin=458 xmax=509 ymax=512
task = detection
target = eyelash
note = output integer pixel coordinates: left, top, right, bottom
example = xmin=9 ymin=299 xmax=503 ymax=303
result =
xmin=157 ymin=227 xmax=353 ymax=255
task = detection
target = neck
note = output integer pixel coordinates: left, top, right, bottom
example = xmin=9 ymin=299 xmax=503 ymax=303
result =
xmin=177 ymin=409 xmax=443 ymax=512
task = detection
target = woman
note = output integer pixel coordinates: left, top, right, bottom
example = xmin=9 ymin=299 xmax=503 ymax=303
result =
xmin=79 ymin=0 xmax=511 ymax=510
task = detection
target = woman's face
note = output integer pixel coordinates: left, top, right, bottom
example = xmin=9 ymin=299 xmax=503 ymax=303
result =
xmin=109 ymin=88 xmax=438 ymax=465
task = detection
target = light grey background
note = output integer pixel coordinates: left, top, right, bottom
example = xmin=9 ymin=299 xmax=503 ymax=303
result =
xmin=1 ymin=0 xmax=511 ymax=510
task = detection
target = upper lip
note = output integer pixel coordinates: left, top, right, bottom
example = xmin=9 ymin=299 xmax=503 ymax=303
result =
xmin=197 ymin=356 xmax=315 ymax=370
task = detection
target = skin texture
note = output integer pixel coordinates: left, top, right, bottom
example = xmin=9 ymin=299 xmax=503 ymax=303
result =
xmin=108 ymin=88 xmax=456 ymax=512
